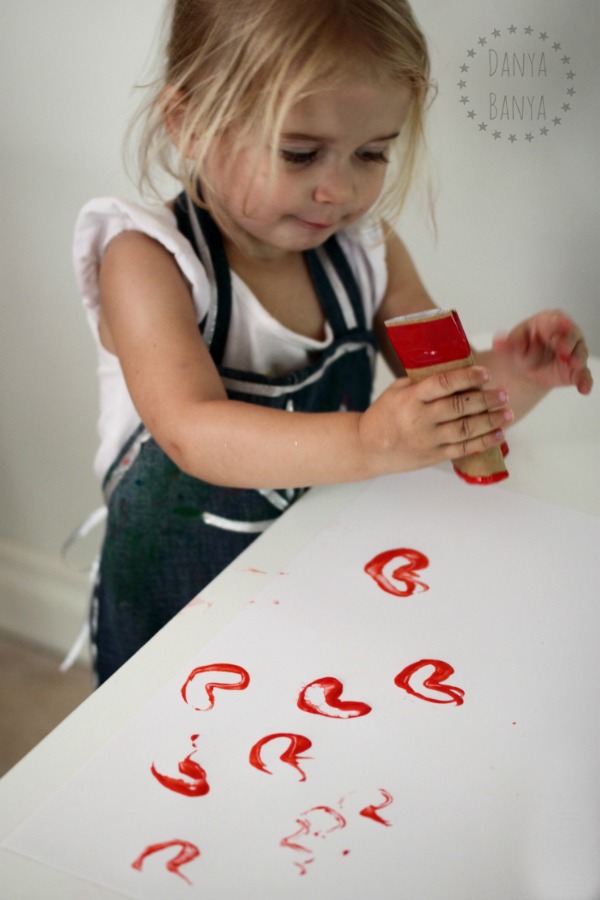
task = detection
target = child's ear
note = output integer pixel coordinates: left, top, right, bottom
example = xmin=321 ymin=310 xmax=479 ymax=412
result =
xmin=161 ymin=86 xmax=196 ymax=158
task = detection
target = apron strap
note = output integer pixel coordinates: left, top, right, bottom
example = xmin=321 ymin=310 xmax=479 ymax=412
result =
xmin=321 ymin=235 xmax=367 ymax=331
xmin=304 ymin=248 xmax=349 ymax=338
xmin=173 ymin=193 xmax=232 ymax=365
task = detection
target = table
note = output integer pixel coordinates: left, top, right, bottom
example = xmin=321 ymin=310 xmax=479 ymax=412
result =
xmin=0 ymin=356 xmax=598 ymax=900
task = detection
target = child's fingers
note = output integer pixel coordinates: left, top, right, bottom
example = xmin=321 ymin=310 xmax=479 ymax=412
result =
xmin=539 ymin=318 xmax=593 ymax=394
xmin=415 ymin=365 xmax=491 ymax=402
xmin=436 ymin=387 xmax=509 ymax=421
xmin=414 ymin=366 xmax=513 ymax=444
xmin=555 ymin=332 xmax=588 ymax=367
xmin=442 ymin=427 xmax=507 ymax=462
xmin=495 ymin=311 xmax=572 ymax=360
xmin=562 ymin=339 xmax=593 ymax=394
xmin=436 ymin=407 xmax=511 ymax=456
xmin=416 ymin=367 xmax=511 ymax=421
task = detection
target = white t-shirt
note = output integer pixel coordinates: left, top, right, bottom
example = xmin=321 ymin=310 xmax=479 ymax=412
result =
xmin=73 ymin=198 xmax=388 ymax=482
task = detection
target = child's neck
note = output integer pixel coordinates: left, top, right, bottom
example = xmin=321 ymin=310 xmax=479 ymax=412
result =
xmin=223 ymin=239 xmax=326 ymax=341
xmin=224 ymin=235 xmax=298 ymax=270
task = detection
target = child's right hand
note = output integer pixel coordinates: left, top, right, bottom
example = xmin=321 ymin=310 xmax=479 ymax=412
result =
xmin=358 ymin=366 xmax=513 ymax=476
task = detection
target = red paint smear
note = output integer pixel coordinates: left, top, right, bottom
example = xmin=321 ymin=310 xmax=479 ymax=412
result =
xmin=281 ymin=817 xmax=312 ymax=856
xmin=151 ymin=734 xmax=209 ymax=797
xmin=308 ymin=806 xmax=347 ymax=833
xmin=131 ymin=840 xmax=200 ymax=884
xmin=297 ymin=677 xmax=372 ymax=718
xmin=281 ymin=806 xmax=347 ymax=876
xmin=249 ymin=733 xmax=313 ymax=781
xmin=385 ymin=310 xmax=470 ymax=369
xmin=181 ymin=663 xmax=250 ymax=710
xmin=359 ymin=789 xmax=394 ymax=826
xmin=394 ymin=659 xmax=465 ymax=705
xmin=364 ymin=548 xmax=429 ymax=597
xmin=453 ymin=464 xmax=509 ymax=485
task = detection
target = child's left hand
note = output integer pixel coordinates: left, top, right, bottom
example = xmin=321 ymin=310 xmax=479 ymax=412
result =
xmin=492 ymin=310 xmax=593 ymax=396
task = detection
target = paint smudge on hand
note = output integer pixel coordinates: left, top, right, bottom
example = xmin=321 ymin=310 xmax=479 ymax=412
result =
xmin=364 ymin=548 xmax=430 ymax=596
xmin=150 ymin=734 xmax=209 ymax=797
xmin=131 ymin=839 xmax=200 ymax=884
xmin=297 ymin=677 xmax=372 ymax=718
xmin=180 ymin=663 xmax=250 ymax=711
xmin=249 ymin=733 xmax=313 ymax=781
xmin=359 ymin=789 xmax=394 ymax=826
xmin=394 ymin=659 xmax=465 ymax=705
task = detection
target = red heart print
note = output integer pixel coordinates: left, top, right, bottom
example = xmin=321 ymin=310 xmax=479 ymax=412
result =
xmin=394 ymin=659 xmax=465 ymax=705
xmin=180 ymin=663 xmax=250 ymax=711
xmin=249 ymin=733 xmax=313 ymax=782
xmin=297 ymin=677 xmax=372 ymax=718
xmin=131 ymin=840 xmax=200 ymax=884
xmin=364 ymin=548 xmax=429 ymax=596
xmin=150 ymin=734 xmax=209 ymax=797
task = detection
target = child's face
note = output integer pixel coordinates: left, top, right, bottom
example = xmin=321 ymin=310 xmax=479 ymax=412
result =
xmin=204 ymin=75 xmax=411 ymax=258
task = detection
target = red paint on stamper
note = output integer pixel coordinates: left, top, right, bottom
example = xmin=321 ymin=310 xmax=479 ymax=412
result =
xmin=150 ymin=734 xmax=210 ymax=796
xmin=364 ymin=548 xmax=429 ymax=597
xmin=359 ymin=789 xmax=394 ymax=826
xmin=131 ymin=840 xmax=200 ymax=884
xmin=297 ymin=677 xmax=372 ymax=718
xmin=385 ymin=310 xmax=470 ymax=369
xmin=394 ymin=659 xmax=465 ymax=705
xmin=249 ymin=733 xmax=313 ymax=781
xmin=452 ymin=464 xmax=509 ymax=485
xmin=180 ymin=663 xmax=250 ymax=711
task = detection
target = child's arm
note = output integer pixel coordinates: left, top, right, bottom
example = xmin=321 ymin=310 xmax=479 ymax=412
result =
xmin=99 ymin=230 xmax=510 ymax=489
xmin=377 ymin=231 xmax=593 ymax=424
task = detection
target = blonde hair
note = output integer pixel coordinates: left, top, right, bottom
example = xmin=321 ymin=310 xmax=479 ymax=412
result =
xmin=132 ymin=0 xmax=433 ymax=225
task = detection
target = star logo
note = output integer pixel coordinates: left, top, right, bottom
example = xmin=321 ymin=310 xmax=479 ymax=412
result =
xmin=456 ymin=23 xmax=577 ymax=146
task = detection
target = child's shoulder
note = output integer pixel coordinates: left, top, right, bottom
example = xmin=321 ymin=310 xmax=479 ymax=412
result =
xmin=74 ymin=197 xmax=179 ymax=258
xmin=73 ymin=197 xmax=210 ymax=315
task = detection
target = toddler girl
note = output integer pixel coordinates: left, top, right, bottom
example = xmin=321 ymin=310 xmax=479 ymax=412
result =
xmin=74 ymin=0 xmax=592 ymax=683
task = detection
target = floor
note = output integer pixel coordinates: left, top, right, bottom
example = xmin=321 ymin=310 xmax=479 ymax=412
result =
xmin=0 ymin=631 xmax=94 ymax=778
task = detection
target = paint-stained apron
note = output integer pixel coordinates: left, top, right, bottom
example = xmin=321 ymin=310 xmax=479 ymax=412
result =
xmin=92 ymin=193 xmax=378 ymax=683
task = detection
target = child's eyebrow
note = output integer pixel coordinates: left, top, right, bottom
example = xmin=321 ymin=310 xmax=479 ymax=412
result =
xmin=281 ymin=131 xmax=401 ymax=143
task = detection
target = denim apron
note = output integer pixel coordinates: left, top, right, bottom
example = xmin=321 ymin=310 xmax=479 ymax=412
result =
xmin=92 ymin=193 xmax=378 ymax=682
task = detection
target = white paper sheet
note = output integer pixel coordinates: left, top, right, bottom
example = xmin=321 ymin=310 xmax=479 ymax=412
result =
xmin=4 ymin=470 xmax=600 ymax=900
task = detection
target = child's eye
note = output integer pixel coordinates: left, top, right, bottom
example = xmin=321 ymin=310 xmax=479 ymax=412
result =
xmin=356 ymin=149 xmax=390 ymax=164
xmin=280 ymin=149 xmax=319 ymax=165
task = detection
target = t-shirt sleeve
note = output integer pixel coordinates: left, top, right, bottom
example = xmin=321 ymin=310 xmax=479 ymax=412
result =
xmin=73 ymin=197 xmax=211 ymax=325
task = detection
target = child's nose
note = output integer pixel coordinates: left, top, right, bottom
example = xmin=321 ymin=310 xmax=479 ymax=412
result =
xmin=312 ymin=161 xmax=354 ymax=205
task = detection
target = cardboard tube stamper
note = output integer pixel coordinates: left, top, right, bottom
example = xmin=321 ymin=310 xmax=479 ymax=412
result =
xmin=385 ymin=310 xmax=508 ymax=484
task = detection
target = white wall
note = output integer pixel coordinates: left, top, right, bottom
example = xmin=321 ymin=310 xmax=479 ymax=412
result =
xmin=0 ymin=1 xmax=168 ymax=653
xmin=1 ymin=1 xmax=598 ymax=654
xmin=400 ymin=0 xmax=599 ymax=344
